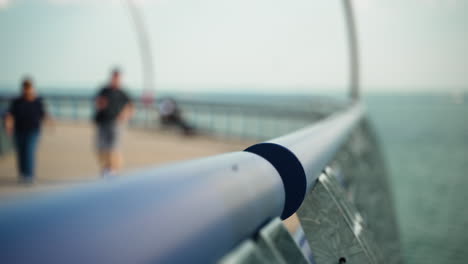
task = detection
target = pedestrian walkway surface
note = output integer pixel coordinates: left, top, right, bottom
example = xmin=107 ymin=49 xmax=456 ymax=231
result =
xmin=0 ymin=122 xmax=253 ymax=197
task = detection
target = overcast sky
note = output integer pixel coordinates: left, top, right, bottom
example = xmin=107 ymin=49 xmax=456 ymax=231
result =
xmin=0 ymin=0 xmax=467 ymax=94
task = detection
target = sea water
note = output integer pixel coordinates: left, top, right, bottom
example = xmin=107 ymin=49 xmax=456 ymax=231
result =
xmin=366 ymin=94 xmax=468 ymax=264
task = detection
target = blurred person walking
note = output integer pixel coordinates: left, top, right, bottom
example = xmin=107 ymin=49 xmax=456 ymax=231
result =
xmin=5 ymin=78 xmax=50 ymax=184
xmin=93 ymin=69 xmax=133 ymax=177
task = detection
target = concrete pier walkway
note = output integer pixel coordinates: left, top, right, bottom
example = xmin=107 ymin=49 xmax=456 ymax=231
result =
xmin=0 ymin=122 xmax=253 ymax=197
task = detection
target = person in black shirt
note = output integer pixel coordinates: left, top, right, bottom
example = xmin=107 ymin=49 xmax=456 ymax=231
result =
xmin=5 ymin=78 xmax=49 ymax=183
xmin=93 ymin=69 xmax=133 ymax=177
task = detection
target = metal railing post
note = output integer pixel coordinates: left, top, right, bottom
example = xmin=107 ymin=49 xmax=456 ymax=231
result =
xmin=342 ymin=0 xmax=360 ymax=101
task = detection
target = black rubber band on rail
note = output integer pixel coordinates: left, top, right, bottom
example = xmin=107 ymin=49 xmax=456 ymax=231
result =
xmin=244 ymin=143 xmax=307 ymax=219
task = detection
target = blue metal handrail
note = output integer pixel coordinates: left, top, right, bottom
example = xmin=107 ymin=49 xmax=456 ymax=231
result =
xmin=246 ymin=102 xmax=363 ymax=218
xmin=0 ymin=102 xmax=364 ymax=264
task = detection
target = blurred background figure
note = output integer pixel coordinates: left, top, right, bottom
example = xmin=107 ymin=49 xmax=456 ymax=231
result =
xmin=158 ymin=97 xmax=194 ymax=135
xmin=4 ymin=78 xmax=49 ymax=184
xmin=93 ymin=69 xmax=134 ymax=177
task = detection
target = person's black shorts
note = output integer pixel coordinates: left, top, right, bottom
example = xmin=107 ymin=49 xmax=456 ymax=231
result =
xmin=96 ymin=123 xmax=123 ymax=151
